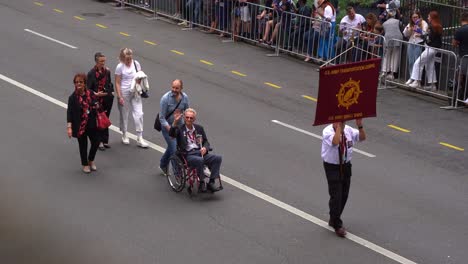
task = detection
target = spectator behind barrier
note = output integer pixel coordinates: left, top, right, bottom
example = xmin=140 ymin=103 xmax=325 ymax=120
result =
xmin=369 ymin=23 xmax=384 ymax=61
xmin=452 ymin=12 xmax=468 ymax=105
xmin=285 ymin=0 xmax=311 ymax=51
xmin=381 ymin=8 xmax=403 ymax=80
xmin=403 ymin=11 xmax=429 ymax=77
xmin=256 ymin=0 xmax=274 ymax=41
xmin=334 ymin=6 xmax=366 ymax=64
xmin=406 ymin=11 xmax=443 ymax=91
xmin=304 ymin=0 xmax=336 ymax=62
xmin=353 ymin=13 xmax=378 ymax=62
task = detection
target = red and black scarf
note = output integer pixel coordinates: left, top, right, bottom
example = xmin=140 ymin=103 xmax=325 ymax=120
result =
xmin=95 ymin=66 xmax=107 ymax=106
xmin=75 ymin=88 xmax=92 ymax=137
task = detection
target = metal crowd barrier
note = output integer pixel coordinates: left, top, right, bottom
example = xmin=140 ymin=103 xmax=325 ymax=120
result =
xmin=382 ymin=39 xmax=458 ymax=105
xmin=111 ymin=1 xmax=465 ymax=108
xmin=451 ymin=55 xmax=468 ymax=108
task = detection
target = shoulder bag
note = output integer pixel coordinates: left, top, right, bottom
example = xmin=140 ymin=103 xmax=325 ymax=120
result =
xmin=154 ymin=96 xmax=183 ymax=131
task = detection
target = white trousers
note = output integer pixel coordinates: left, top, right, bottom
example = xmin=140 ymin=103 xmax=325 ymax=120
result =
xmin=411 ymin=47 xmax=438 ymax=84
xmin=118 ymin=92 xmax=144 ymax=133
xmin=382 ymin=46 xmax=400 ymax=73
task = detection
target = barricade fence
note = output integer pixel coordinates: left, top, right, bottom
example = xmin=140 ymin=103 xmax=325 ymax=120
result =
xmin=383 ymin=39 xmax=459 ymax=105
xmin=453 ymin=55 xmax=468 ymax=108
xmin=112 ymin=0 xmax=466 ymax=108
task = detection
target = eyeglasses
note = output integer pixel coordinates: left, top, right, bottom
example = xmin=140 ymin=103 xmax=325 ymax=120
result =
xmin=185 ymin=116 xmax=195 ymax=120
xmin=74 ymin=80 xmax=84 ymax=84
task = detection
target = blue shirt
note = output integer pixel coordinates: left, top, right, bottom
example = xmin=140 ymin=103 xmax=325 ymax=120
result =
xmin=159 ymin=91 xmax=190 ymax=127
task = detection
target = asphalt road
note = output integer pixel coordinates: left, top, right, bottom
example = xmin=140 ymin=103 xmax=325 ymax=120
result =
xmin=0 ymin=0 xmax=467 ymax=263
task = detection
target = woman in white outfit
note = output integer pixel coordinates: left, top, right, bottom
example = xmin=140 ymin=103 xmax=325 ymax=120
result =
xmin=115 ymin=48 xmax=148 ymax=148
xmin=406 ymin=11 xmax=443 ymax=91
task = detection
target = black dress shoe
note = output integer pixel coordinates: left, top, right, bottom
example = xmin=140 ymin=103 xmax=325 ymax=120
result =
xmin=334 ymin=227 xmax=347 ymax=238
xmin=198 ymin=182 xmax=207 ymax=193
xmin=207 ymin=182 xmax=221 ymax=193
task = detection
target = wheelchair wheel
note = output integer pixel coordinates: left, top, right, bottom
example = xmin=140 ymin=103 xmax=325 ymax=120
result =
xmin=167 ymin=155 xmax=186 ymax=192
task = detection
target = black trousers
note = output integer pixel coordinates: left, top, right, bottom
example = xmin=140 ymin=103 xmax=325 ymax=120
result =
xmin=77 ymin=128 xmax=100 ymax=166
xmin=100 ymin=96 xmax=114 ymax=144
xmin=323 ymin=161 xmax=352 ymax=229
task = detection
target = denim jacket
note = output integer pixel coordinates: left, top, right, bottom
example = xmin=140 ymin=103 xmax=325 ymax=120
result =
xmin=159 ymin=91 xmax=190 ymax=128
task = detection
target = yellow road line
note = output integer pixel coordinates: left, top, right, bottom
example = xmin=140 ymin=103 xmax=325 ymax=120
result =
xmin=34 ymin=2 xmax=44 ymax=6
xmin=439 ymin=142 xmax=464 ymax=151
xmin=200 ymin=60 xmax=214 ymax=66
xmin=231 ymin=71 xmax=247 ymax=77
xmin=171 ymin=50 xmax=184 ymax=55
xmin=144 ymin=40 xmax=157 ymax=46
xmin=53 ymin=8 xmax=63 ymax=13
xmin=264 ymin=82 xmax=281 ymax=89
xmin=119 ymin=32 xmax=131 ymax=37
xmin=302 ymin=95 xmax=317 ymax=102
xmin=74 ymin=16 xmax=85 ymax=21
xmin=388 ymin=124 xmax=411 ymax=133
xmin=96 ymin=24 xmax=107 ymax=29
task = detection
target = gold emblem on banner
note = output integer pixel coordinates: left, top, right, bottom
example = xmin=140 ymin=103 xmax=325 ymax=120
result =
xmin=336 ymin=78 xmax=363 ymax=109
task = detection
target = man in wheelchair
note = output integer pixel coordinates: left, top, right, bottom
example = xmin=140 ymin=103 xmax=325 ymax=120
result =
xmin=169 ymin=108 xmax=222 ymax=193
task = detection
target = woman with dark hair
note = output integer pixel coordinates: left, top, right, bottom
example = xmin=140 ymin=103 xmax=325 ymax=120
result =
xmin=406 ymin=10 xmax=443 ymax=90
xmin=403 ymin=10 xmax=428 ymax=77
xmin=67 ymin=73 xmax=100 ymax=173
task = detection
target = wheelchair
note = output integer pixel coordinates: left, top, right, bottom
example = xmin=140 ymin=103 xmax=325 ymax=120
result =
xmin=166 ymin=151 xmax=223 ymax=195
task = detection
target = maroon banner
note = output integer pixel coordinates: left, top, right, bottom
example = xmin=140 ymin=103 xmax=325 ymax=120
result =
xmin=313 ymin=58 xmax=381 ymax=126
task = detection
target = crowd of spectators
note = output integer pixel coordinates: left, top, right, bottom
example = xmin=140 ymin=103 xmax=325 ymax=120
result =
xmin=116 ymin=0 xmax=468 ymax=105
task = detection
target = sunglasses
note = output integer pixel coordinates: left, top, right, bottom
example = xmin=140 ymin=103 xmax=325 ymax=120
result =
xmin=185 ymin=116 xmax=195 ymax=120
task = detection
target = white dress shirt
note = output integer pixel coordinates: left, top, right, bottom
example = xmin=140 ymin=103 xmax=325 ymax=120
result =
xmin=321 ymin=124 xmax=360 ymax=164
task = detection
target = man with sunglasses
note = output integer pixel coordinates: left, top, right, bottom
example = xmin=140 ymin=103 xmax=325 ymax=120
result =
xmin=169 ymin=108 xmax=222 ymax=193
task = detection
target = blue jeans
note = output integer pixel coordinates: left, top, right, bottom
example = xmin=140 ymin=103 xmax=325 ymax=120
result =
xmin=317 ymin=22 xmax=336 ymax=60
xmin=304 ymin=29 xmax=320 ymax=57
xmin=186 ymin=0 xmax=201 ymax=24
xmin=160 ymin=127 xmax=177 ymax=169
xmin=407 ymin=44 xmax=423 ymax=77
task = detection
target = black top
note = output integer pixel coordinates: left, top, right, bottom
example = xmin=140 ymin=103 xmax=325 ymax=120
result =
xmin=87 ymin=67 xmax=114 ymax=96
xmin=455 ymin=24 xmax=468 ymax=57
xmin=169 ymin=123 xmax=211 ymax=154
xmin=67 ymin=92 xmax=98 ymax=138
xmin=426 ymin=24 xmax=442 ymax=49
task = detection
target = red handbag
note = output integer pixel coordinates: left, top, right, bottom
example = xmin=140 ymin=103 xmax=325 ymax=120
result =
xmin=96 ymin=110 xmax=111 ymax=130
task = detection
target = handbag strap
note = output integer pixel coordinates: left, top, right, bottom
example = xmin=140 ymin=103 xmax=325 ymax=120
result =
xmin=133 ymin=61 xmax=139 ymax=72
xmin=165 ymin=95 xmax=183 ymax=119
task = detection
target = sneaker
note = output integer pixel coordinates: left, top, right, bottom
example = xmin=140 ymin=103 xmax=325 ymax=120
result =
xmin=137 ymin=136 xmax=149 ymax=148
xmin=159 ymin=166 xmax=168 ymax=176
xmin=178 ymin=21 xmax=188 ymax=27
xmin=405 ymin=79 xmax=414 ymax=85
xmin=386 ymin=74 xmax=394 ymax=80
xmin=464 ymin=98 xmax=468 ymax=104
xmin=122 ymin=133 xmax=130 ymax=145
xmin=425 ymin=83 xmax=437 ymax=91
xmin=173 ymin=13 xmax=181 ymax=19
xmin=409 ymin=81 xmax=420 ymax=88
